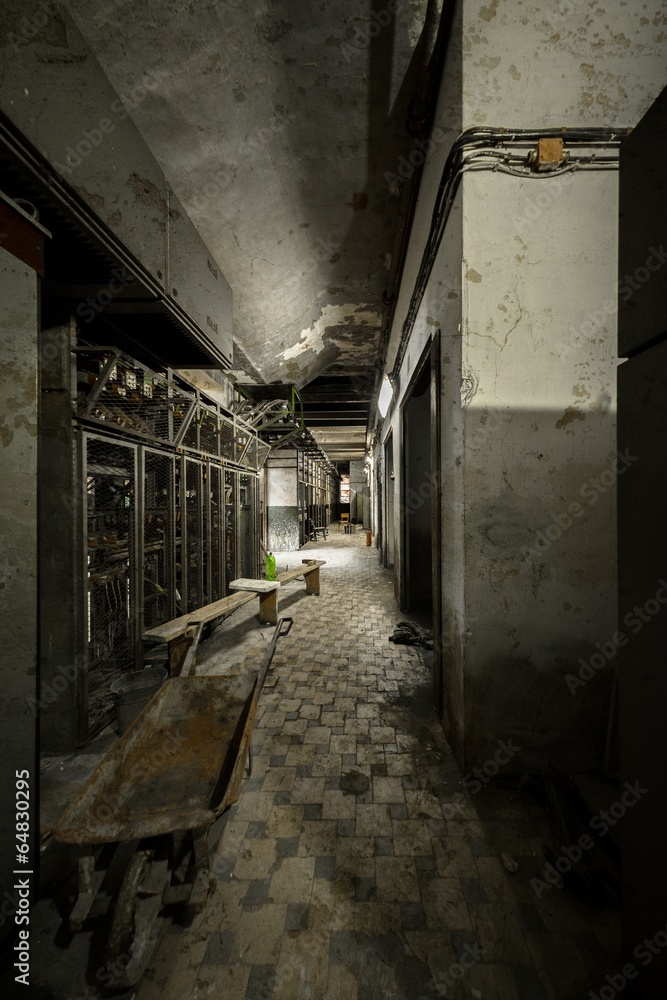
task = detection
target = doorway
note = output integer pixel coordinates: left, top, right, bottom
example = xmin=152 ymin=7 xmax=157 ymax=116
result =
xmin=401 ymin=362 xmax=433 ymax=619
xmin=384 ymin=434 xmax=395 ymax=569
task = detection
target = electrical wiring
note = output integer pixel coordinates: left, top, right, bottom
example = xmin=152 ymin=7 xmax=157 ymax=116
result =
xmin=389 ymin=126 xmax=627 ymax=380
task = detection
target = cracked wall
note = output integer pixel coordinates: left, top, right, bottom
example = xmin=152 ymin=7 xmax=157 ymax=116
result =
xmin=380 ymin=0 xmax=666 ymax=772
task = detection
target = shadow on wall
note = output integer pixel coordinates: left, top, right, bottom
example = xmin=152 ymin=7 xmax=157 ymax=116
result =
xmin=423 ymin=402 xmax=622 ymax=775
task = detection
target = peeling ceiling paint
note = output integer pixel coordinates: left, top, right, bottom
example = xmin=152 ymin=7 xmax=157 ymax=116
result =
xmin=67 ymin=0 xmax=430 ymax=396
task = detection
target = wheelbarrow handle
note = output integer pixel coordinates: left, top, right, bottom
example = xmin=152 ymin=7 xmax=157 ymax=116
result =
xmin=278 ymin=617 xmax=293 ymax=637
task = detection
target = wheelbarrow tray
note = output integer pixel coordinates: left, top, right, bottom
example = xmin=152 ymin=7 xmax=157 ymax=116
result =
xmin=53 ymin=672 xmax=259 ymax=845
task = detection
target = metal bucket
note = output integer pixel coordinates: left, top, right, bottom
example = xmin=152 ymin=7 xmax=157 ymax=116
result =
xmin=111 ymin=667 xmax=168 ymax=734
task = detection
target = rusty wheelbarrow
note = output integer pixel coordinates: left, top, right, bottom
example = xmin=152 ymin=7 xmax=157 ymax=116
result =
xmin=52 ymin=618 xmax=293 ymax=990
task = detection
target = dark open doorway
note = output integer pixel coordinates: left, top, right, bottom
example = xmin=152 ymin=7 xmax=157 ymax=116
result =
xmin=402 ymin=360 xmax=433 ymax=619
xmin=384 ymin=434 xmax=395 ymax=569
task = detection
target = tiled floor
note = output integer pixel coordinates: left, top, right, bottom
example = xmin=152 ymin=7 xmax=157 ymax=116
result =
xmin=28 ymin=529 xmax=620 ymax=999
xmin=134 ymin=530 xmax=620 ymax=1000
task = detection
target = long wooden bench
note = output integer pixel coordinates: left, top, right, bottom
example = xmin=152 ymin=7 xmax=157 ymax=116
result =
xmin=143 ymin=560 xmax=326 ymax=676
xmin=277 ymin=559 xmax=325 ymax=596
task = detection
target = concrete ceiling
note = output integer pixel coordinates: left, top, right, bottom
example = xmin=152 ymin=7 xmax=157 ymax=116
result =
xmin=68 ymin=0 xmax=433 ymax=457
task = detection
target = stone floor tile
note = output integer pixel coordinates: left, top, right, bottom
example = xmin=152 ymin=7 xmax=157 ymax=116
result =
xmin=336 ymin=835 xmax=375 ymax=860
xmin=228 ymin=905 xmax=288 ymax=966
xmin=233 ymin=790 xmax=276 ymax=822
xmin=311 ymin=882 xmax=356 ymax=927
xmin=467 ymin=963 xmax=521 ymax=998
xmin=265 ymin=803 xmax=304 ymax=838
xmin=242 ymin=879 xmax=271 ymax=909
xmin=272 ymin=929 xmax=329 ymax=1000
xmin=392 ymin=818 xmax=434 ymax=857
xmin=234 ymin=837 xmax=278 ymax=880
xmin=269 ymin=855 xmax=316 ymax=903
xmin=325 ymin=964 xmax=359 ymax=1000
xmin=311 ymin=753 xmax=344 ymax=776
xmin=375 ymin=856 xmax=420 ymax=902
xmin=421 ymin=877 xmax=473 ymax=930
xmin=192 ymin=963 xmax=251 ymax=1000
xmin=373 ymin=776 xmax=406 ymax=803
xmin=356 ymin=803 xmax=393 ymax=838
xmin=511 ymin=962 xmax=549 ymax=1000
xmin=322 ymin=788 xmax=357 ymax=819
xmin=261 ymin=766 xmax=296 ymax=792
xmin=432 ymin=835 xmax=481 ymax=877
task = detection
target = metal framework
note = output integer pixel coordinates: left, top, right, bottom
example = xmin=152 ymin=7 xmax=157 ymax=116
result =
xmin=45 ymin=346 xmax=263 ymax=744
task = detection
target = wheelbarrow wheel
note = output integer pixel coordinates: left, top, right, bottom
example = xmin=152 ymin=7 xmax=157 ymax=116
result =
xmin=104 ymin=847 xmax=167 ymax=990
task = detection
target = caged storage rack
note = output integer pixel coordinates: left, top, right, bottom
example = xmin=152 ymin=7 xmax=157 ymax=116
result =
xmin=40 ymin=344 xmax=268 ymax=748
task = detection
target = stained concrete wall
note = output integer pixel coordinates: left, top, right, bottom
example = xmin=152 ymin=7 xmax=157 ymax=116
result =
xmin=266 ymin=450 xmax=299 ymax=552
xmin=0 ymin=247 xmax=39 ymax=946
xmin=349 ymin=460 xmax=366 ymax=523
xmin=461 ymin=168 xmax=619 ymax=771
xmin=379 ymin=0 xmax=666 ymax=771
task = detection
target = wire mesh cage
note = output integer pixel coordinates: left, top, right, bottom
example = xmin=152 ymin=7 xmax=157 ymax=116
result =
xmin=143 ymin=449 xmax=176 ymax=630
xmin=67 ymin=347 xmax=264 ymax=742
xmin=239 ymin=473 xmax=258 ymax=579
xmin=209 ymin=464 xmax=224 ymax=602
xmin=225 ymin=469 xmax=237 ymax=591
xmin=77 ymin=351 xmax=187 ymax=445
xmin=200 ymin=405 xmax=220 ymax=458
xmin=84 ymin=435 xmax=137 ymax=734
xmin=184 ymin=459 xmax=203 ymax=614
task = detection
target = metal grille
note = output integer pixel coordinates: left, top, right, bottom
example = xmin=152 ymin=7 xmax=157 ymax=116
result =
xmin=77 ymin=351 xmax=188 ymax=445
xmin=209 ymin=464 xmax=224 ymax=601
xmin=256 ymin=439 xmax=271 ymax=469
xmin=84 ymin=436 xmax=136 ymax=733
xmin=76 ymin=350 xmax=261 ymax=468
xmin=239 ymin=473 xmax=258 ymax=579
xmin=225 ymin=469 xmax=237 ymax=591
xmin=143 ymin=450 xmax=176 ymax=629
xmin=184 ymin=459 xmax=203 ymax=613
xmin=170 ymin=392 xmax=196 ymax=445
xmin=200 ymin=405 xmax=219 ymax=457
xmin=183 ymin=403 xmax=199 ymax=451
xmin=234 ymin=425 xmax=253 ymax=466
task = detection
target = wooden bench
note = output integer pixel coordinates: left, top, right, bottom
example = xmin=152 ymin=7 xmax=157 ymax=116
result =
xmin=144 ymin=589 xmax=275 ymax=677
xmin=277 ymin=559 xmax=326 ymax=596
xmin=143 ymin=561 xmax=326 ymax=676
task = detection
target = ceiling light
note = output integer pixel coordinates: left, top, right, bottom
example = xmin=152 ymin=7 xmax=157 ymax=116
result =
xmin=378 ymin=373 xmax=393 ymax=418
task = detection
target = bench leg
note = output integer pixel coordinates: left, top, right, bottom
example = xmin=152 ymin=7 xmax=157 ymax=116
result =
xmin=305 ymin=567 xmax=320 ymax=596
xmin=168 ymin=633 xmax=193 ymax=676
xmin=259 ymin=588 xmax=278 ymax=625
